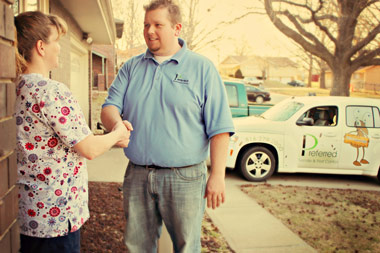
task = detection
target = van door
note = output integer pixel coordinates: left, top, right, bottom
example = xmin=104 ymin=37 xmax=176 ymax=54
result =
xmin=286 ymin=106 xmax=342 ymax=170
xmin=340 ymin=106 xmax=380 ymax=173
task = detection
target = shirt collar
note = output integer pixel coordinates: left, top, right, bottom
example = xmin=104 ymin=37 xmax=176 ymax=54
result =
xmin=144 ymin=38 xmax=187 ymax=64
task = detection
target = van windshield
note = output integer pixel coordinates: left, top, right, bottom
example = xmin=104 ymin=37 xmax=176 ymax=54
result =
xmin=262 ymin=99 xmax=304 ymax=121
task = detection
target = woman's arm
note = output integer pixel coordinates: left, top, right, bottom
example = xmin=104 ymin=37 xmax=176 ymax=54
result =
xmin=73 ymin=121 xmax=130 ymax=160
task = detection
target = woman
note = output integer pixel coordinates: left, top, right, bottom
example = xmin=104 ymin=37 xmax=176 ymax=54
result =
xmin=14 ymin=11 xmax=132 ymax=253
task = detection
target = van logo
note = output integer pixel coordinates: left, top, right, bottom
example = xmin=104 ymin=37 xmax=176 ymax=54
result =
xmin=301 ymin=134 xmax=318 ymax=156
xmin=302 ymin=134 xmax=338 ymax=158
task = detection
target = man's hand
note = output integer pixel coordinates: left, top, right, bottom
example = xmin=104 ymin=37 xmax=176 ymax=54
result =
xmin=206 ymin=132 xmax=230 ymax=209
xmin=204 ymin=174 xmax=225 ymax=209
xmin=113 ymin=120 xmax=133 ymax=148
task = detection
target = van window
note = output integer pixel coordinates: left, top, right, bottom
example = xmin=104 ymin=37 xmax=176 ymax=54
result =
xmin=346 ymin=106 xmax=379 ymax=128
xmin=225 ymin=84 xmax=238 ymax=107
xmin=373 ymin=107 xmax=380 ymax=128
xmin=297 ymin=106 xmax=338 ymax=126
xmin=262 ymin=100 xmax=304 ymax=121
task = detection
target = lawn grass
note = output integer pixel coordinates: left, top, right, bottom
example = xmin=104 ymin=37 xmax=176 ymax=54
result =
xmin=241 ymin=183 xmax=380 ymax=253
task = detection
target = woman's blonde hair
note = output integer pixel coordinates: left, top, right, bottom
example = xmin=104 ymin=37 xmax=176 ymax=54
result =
xmin=14 ymin=11 xmax=67 ymax=75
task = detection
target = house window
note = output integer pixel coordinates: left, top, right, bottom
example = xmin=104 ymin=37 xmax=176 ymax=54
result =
xmin=25 ymin=0 xmax=38 ymax=11
xmin=13 ymin=0 xmax=20 ymax=14
xmin=13 ymin=0 xmax=49 ymax=15
xmin=92 ymin=51 xmax=107 ymax=91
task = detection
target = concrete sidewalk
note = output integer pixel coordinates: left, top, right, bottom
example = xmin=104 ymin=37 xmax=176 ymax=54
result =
xmin=87 ymin=148 xmax=316 ymax=253
xmin=206 ymin=175 xmax=316 ymax=253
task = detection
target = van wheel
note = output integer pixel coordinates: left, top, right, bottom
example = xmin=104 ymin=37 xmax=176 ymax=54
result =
xmin=239 ymin=146 xmax=275 ymax=182
xmin=255 ymin=96 xmax=264 ymax=104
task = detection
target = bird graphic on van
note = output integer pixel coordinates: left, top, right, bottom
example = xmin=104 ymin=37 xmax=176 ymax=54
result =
xmin=344 ymin=120 xmax=369 ymax=166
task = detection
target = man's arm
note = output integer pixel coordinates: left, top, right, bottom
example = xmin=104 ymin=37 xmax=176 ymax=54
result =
xmin=204 ymin=132 xmax=230 ymax=209
xmin=101 ymin=105 xmax=133 ymax=146
xmin=101 ymin=105 xmax=122 ymax=131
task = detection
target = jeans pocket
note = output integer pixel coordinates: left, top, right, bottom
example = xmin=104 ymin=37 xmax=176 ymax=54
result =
xmin=174 ymin=163 xmax=206 ymax=181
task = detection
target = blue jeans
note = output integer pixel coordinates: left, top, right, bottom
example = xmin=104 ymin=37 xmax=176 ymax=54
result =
xmin=122 ymin=161 xmax=207 ymax=253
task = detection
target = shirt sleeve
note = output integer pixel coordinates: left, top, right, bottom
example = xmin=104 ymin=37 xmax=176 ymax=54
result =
xmin=102 ymin=61 xmax=130 ymax=114
xmin=41 ymin=82 xmax=92 ymax=147
xmin=202 ymin=63 xmax=235 ymax=139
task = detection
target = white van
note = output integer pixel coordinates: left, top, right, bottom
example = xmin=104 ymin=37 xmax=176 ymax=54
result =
xmin=227 ymin=96 xmax=380 ymax=182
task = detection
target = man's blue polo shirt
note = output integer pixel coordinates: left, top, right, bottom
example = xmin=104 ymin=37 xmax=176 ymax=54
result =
xmin=103 ymin=39 xmax=234 ymax=167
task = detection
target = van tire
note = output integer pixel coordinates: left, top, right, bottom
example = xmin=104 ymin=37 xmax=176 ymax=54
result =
xmin=239 ymin=146 xmax=275 ymax=182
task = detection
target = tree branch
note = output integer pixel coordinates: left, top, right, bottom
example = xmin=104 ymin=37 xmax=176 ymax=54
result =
xmin=264 ymin=1 xmax=333 ymax=65
xmin=352 ymin=47 xmax=380 ymax=68
xmin=349 ymin=23 xmax=380 ymax=57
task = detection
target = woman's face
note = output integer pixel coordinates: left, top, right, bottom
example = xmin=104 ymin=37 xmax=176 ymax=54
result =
xmin=44 ymin=26 xmax=61 ymax=70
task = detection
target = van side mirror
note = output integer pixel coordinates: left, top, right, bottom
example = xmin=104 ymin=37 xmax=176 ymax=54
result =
xmin=296 ymin=117 xmax=314 ymax=126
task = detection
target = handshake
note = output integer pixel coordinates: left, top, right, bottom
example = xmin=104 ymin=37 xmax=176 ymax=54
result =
xmin=112 ymin=120 xmax=133 ymax=148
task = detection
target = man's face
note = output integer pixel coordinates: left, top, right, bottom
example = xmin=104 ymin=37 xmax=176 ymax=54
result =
xmin=143 ymin=7 xmax=181 ymax=56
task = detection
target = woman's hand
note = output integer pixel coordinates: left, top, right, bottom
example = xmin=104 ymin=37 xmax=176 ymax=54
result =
xmin=112 ymin=120 xmax=132 ymax=148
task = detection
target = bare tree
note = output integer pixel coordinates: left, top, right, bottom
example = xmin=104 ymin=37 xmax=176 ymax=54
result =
xmin=112 ymin=0 xmax=235 ymax=54
xmin=180 ymin=0 xmax=228 ymax=52
xmin=233 ymin=36 xmax=253 ymax=56
xmin=263 ymin=0 xmax=380 ymax=96
xmin=112 ymin=0 xmax=144 ymax=50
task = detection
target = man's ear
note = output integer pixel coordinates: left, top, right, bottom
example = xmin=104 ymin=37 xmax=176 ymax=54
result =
xmin=36 ymin=40 xmax=45 ymax=56
xmin=174 ymin=23 xmax=182 ymax=37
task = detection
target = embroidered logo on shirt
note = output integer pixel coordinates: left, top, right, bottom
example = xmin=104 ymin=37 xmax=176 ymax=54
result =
xmin=173 ymin=73 xmax=189 ymax=84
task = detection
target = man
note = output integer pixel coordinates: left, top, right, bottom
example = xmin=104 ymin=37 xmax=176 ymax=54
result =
xmin=101 ymin=0 xmax=234 ymax=252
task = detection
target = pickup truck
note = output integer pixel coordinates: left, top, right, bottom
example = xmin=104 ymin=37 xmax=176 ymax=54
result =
xmin=224 ymin=81 xmax=272 ymax=117
xmin=226 ymin=96 xmax=380 ymax=182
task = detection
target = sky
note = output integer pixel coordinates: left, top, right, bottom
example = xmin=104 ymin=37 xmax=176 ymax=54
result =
xmin=112 ymin=0 xmax=298 ymax=65
xmin=196 ymin=0 xmax=298 ymax=63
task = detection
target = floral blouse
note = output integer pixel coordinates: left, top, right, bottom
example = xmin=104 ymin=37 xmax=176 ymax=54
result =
xmin=15 ymin=73 xmax=92 ymax=238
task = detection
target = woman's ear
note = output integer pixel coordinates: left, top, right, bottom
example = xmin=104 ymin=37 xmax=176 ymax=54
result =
xmin=36 ymin=40 xmax=45 ymax=56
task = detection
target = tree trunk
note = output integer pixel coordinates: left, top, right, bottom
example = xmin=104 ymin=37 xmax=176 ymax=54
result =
xmin=330 ymin=66 xmax=352 ymax=96
xmin=307 ymin=55 xmax=313 ymax=88
xmin=319 ymin=69 xmax=326 ymax=89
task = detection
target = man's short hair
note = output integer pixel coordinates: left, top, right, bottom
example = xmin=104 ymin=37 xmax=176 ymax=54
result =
xmin=144 ymin=0 xmax=182 ymax=26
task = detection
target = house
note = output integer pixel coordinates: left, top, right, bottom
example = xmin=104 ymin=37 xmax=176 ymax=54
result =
xmin=219 ymin=56 xmax=249 ymax=78
xmin=265 ymin=57 xmax=300 ymax=83
xmin=0 ymin=0 xmax=124 ymax=250
xmin=219 ymin=55 xmax=300 ymax=83
xmin=325 ymin=66 xmax=380 ymax=92
xmin=13 ymin=0 xmax=122 ymax=130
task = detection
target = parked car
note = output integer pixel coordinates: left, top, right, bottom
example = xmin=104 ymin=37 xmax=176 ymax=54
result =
xmin=243 ymin=76 xmax=263 ymax=86
xmin=288 ymin=80 xmax=306 ymax=87
xmin=226 ymin=96 xmax=380 ymax=182
xmin=224 ymin=81 xmax=273 ymax=117
xmin=245 ymin=85 xmax=271 ymax=104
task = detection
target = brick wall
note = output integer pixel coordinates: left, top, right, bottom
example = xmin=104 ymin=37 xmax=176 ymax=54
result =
xmin=91 ymin=91 xmax=108 ymax=134
xmin=0 ymin=0 xmax=20 ymax=252
xmin=92 ymin=44 xmax=116 ymax=89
